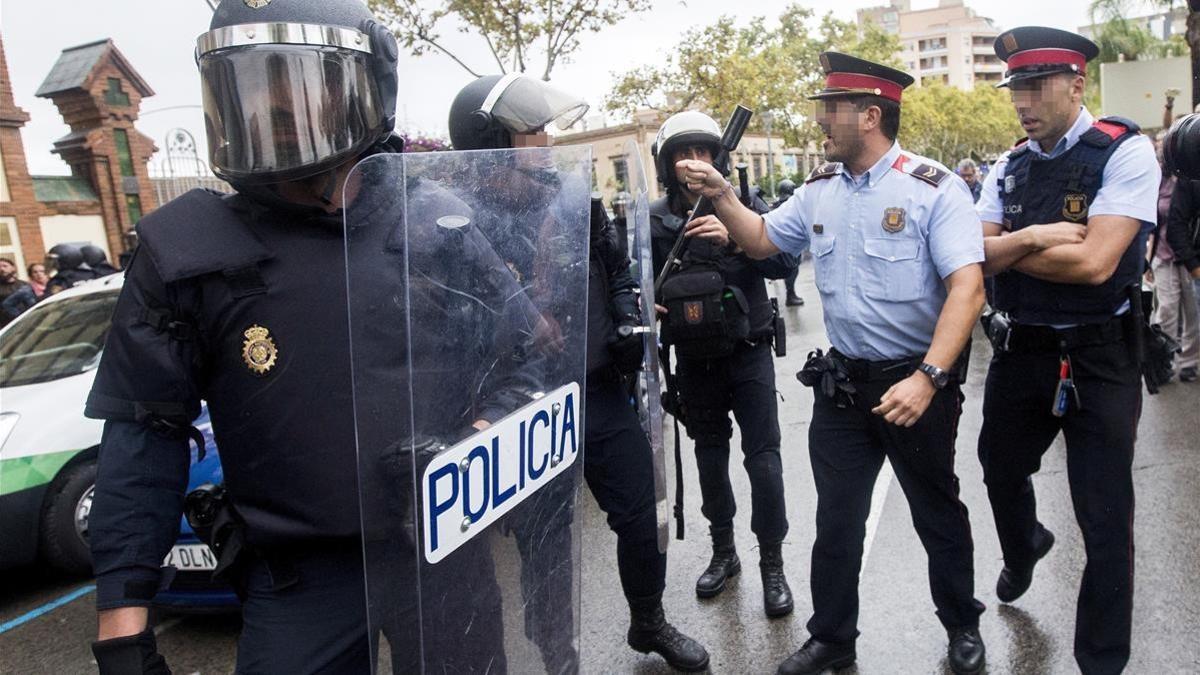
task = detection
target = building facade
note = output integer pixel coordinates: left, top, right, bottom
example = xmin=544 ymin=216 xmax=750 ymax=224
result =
xmin=858 ymin=0 xmax=1004 ymax=90
xmin=0 ymin=35 xmax=157 ymax=279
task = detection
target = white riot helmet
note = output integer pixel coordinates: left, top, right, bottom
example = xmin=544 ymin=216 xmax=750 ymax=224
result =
xmin=650 ymin=111 xmax=728 ymax=190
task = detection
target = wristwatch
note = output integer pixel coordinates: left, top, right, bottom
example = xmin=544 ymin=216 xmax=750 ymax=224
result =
xmin=918 ymin=362 xmax=950 ymax=389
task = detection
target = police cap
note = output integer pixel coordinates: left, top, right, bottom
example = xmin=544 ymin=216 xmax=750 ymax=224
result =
xmin=994 ymin=26 xmax=1099 ymax=88
xmin=808 ymin=52 xmax=914 ymax=104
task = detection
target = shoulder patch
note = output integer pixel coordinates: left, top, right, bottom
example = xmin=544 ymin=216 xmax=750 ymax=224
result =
xmin=805 ymin=162 xmax=841 ymax=184
xmin=1080 ymin=117 xmax=1141 ymax=148
xmin=905 ymin=163 xmax=950 ymax=188
xmin=1096 ymin=115 xmax=1141 ymax=138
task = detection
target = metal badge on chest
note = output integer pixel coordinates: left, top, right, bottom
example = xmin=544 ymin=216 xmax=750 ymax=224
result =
xmin=242 ymin=325 xmax=279 ymax=376
xmin=882 ymin=207 xmax=906 ymax=233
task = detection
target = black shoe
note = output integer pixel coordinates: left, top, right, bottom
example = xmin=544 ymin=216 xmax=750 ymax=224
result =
xmin=760 ymin=543 xmax=794 ymax=618
xmin=696 ymin=525 xmax=740 ymax=599
xmin=1181 ymin=366 xmax=1198 ymax=382
xmin=786 ymin=293 xmax=805 ymax=307
xmin=947 ymin=627 xmax=986 ymax=675
xmin=627 ymin=593 xmax=710 ymax=672
xmin=776 ymin=637 xmax=856 ymax=675
xmin=997 ymin=526 xmax=1055 ymax=603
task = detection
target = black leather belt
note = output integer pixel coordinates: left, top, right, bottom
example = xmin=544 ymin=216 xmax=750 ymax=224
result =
xmin=1008 ymin=316 xmax=1126 ymax=353
xmin=829 ymin=349 xmax=921 ymax=382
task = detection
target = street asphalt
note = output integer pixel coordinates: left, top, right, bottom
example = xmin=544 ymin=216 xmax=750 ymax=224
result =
xmin=2 ymin=263 xmax=1197 ymax=674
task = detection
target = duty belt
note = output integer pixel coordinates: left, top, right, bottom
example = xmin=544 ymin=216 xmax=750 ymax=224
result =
xmin=829 ymin=349 xmax=921 ymax=382
xmin=1007 ymin=316 xmax=1126 ymax=353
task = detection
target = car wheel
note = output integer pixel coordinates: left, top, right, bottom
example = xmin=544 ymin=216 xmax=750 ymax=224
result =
xmin=41 ymin=460 xmax=97 ymax=575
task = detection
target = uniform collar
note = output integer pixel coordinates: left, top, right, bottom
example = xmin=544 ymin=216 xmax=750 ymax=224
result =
xmin=843 ymin=141 xmax=903 ymax=188
xmin=1027 ymin=106 xmax=1093 ymax=159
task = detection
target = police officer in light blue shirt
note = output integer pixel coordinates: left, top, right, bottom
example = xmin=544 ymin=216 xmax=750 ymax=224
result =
xmin=974 ymin=27 xmax=1159 ymax=675
xmin=676 ymin=52 xmax=988 ymax=675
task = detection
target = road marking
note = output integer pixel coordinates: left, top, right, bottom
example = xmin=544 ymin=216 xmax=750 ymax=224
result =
xmin=0 ymin=584 xmax=95 ymax=635
xmin=862 ymin=460 xmax=894 ymax=562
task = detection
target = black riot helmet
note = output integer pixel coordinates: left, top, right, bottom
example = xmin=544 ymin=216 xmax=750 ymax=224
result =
xmin=776 ymin=179 xmax=796 ymax=199
xmin=45 ymin=244 xmax=83 ymax=273
xmin=80 ymin=244 xmax=109 ymax=268
xmin=448 ymin=74 xmax=589 ymax=150
xmin=1164 ymin=113 xmax=1200 ymax=181
xmin=196 ymin=0 xmax=400 ymax=186
xmin=651 ymin=111 xmax=728 ymax=192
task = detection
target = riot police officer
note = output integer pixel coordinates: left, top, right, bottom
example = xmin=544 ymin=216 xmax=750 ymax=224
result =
xmin=82 ymin=1 xmax=521 ymax=672
xmin=976 ymin=27 xmax=1160 ymax=675
xmin=43 ymin=243 xmax=92 ymax=294
xmin=648 ymin=110 xmax=797 ymax=619
xmin=81 ymin=244 xmax=119 ymax=277
xmin=447 ymin=74 xmax=710 ymax=672
xmin=771 ymin=179 xmax=804 ymax=306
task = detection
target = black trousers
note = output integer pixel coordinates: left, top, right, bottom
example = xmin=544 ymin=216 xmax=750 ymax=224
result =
xmin=233 ymin=540 xmax=505 ymax=674
xmin=978 ymin=340 xmax=1140 ymax=675
xmin=807 ymin=371 xmax=984 ymax=643
xmin=677 ymin=341 xmax=789 ymax=544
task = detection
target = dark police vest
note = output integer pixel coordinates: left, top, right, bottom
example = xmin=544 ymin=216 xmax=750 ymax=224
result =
xmin=649 ymin=195 xmax=779 ymax=357
xmin=995 ymin=117 xmax=1146 ymax=325
xmin=121 ymin=181 xmax=533 ymax=549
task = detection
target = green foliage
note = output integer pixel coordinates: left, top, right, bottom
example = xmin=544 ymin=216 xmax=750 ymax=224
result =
xmin=605 ymin=5 xmax=901 ymax=147
xmin=899 ymin=83 xmax=1025 ymax=164
xmin=370 ymin=0 xmax=652 ymax=79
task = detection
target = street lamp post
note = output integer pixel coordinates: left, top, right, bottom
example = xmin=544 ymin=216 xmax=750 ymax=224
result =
xmin=763 ymin=110 xmax=775 ymax=198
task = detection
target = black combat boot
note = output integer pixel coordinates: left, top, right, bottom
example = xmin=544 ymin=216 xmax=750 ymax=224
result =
xmin=626 ymin=592 xmax=710 ymax=672
xmin=695 ymin=525 xmax=740 ymax=598
xmin=759 ymin=542 xmax=794 ymax=618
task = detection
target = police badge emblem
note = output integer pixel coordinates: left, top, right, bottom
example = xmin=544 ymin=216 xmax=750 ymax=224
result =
xmin=684 ymin=301 xmax=704 ymax=325
xmin=242 ymin=325 xmax=278 ymax=376
xmin=1063 ymin=193 xmax=1089 ymax=221
xmin=882 ymin=207 xmax=906 ymax=233
xmin=1004 ymin=175 xmax=1016 ymax=194
xmin=244 ymin=0 xmax=272 ymax=8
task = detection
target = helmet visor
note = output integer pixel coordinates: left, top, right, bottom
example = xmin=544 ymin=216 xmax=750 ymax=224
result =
xmin=200 ymin=44 xmax=385 ymax=184
xmin=486 ymin=75 xmax=589 ymax=134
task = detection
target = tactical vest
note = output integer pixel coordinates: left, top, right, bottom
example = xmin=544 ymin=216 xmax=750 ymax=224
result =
xmin=995 ymin=117 xmax=1147 ymax=325
xmin=132 ymin=182 xmax=531 ymax=549
xmin=650 ymin=196 xmax=762 ymax=359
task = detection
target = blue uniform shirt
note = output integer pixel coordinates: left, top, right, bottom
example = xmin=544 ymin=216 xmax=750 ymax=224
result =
xmin=764 ymin=142 xmax=984 ymax=361
xmin=977 ymin=107 xmax=1160 ymax=228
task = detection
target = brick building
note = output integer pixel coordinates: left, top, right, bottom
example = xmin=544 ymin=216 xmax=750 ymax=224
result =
xmin=0 ymin=34 xmax=157 ymax=279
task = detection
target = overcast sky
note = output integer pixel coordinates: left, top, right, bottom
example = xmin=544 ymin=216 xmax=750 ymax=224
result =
xmin=2 ymin=0 xmax=1115 ymax=175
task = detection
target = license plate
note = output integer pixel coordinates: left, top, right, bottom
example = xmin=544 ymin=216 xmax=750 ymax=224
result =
xmin=163 ymin=543 xmax=218 ymax=571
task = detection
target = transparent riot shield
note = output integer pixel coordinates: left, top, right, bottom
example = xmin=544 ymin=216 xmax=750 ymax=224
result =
xmin=623 ymin=140 xmax=670 ymax=553
xmin=345 ymin=145 xmax=591 ymax=674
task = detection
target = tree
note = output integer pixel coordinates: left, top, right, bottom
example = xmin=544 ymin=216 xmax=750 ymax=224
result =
xmin=1090 ymin=0 xmax=1200 ymax=108
xmin=900 ymin=82 xmax=1025 ymax=164
xmin=369 ymin=0 xmax=651 ymax=80
xmin=605 ymin=5 xmax=901 ymax=147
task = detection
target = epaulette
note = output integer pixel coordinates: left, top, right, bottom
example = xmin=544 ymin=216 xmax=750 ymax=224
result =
xmin=1081 ymin=116 xmax=1141 ymax=148
xmin=901 ymin=161 xmax=950 ymax=188
xmin=805 ymin=162 xmax=841 ymax=184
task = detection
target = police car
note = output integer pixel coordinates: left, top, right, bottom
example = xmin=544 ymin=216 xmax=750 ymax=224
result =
xmin=0 ymin=274 xmax=237 ymax=610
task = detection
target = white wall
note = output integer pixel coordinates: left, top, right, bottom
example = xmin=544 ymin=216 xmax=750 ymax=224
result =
xmin=1100 ymin=57 xmax=1193 ymax=131
xmin=38 ymin=214 xmax=111 ymax=261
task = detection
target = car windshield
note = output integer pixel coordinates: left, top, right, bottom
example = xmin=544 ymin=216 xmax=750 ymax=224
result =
xmin=0 ymin=291 xmax=119 ymax=388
